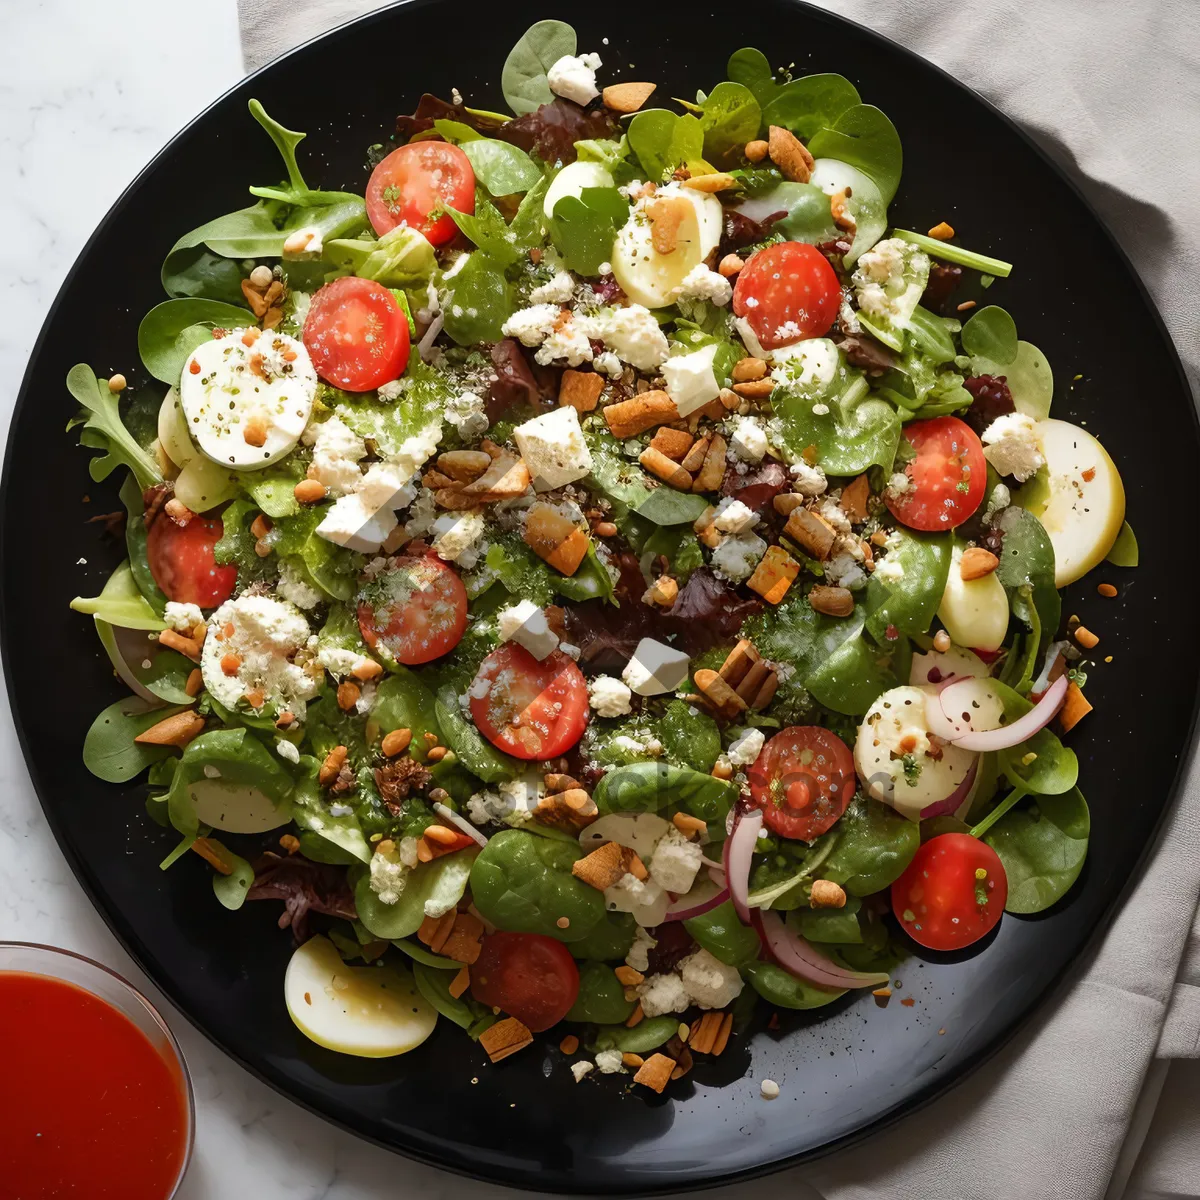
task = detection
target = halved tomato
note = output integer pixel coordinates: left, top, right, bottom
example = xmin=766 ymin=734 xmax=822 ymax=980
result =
xmin=146 ymin=513 xmax=237 ymax=608
xmin=886 ymin=416 xmax=986 ymax=531
xmin=365 ymin=141 xmax=475 ymax=246
xmin=303 ymin=276 xmax=410 ymax=393
xmin=356 ymin=555 xmax=467 ymax=665
xmin=747 ymin=726 xmax=857 ymax=841
xmin=470 ymin=932 xmax=580 ymax=1032
xmin=469 ymin=643 xmax=588 ymax=760
xmin=732 ymin=241 xmax=841 ymax=349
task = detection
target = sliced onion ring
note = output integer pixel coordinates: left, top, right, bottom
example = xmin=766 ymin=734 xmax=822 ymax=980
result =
xmin=950 ymin=674 xmax=1069 ymax=752
xmin=662 ymin=875 xmax=730 ymax=922
xmin=724 ymin=808 xmax=762 ymax=926
xmin=759 ymin=911 xmax=889 ymax=990
xmin=432 ymin=802 xmax=488 ymax=849
xmin=919 ymin=758 xmax=979 ymax=820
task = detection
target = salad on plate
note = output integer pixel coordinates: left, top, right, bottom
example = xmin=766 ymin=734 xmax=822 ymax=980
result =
xmin=68 ymin=19 xmax=1135 ymax=1093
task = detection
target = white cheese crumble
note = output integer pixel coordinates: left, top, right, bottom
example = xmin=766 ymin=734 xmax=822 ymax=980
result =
xmin=673 ymin=263 xmax=733 ymax=306
xmin=648 ymin=827 xmax=703 ymax=894
xmin=594 ymin=1049 xmax=626 ymax=1074
xmin=713 ymin=497 xmax=759 ymax=535
xmin=711 ymin=531 xmax=767 ymax=582
xmin=726 ymin=726 xmax=765 ymax=768
xmin=369 ymin=846 xmax=409 ymax=905
xmin=530 ymin=271 xmax=577 ymax=305
xmin=678 ymin=948 xmax=744 ymax=1009
xmin=729 ymin=415 xmax=769 ymax=463
xmin=662 ymin=344 xmax=720 ymax=417
xmin=498 ymin=599 xmax=559 ymax=661
xmin=546 ymin=52 xmax=602 ymax=105
xmin=981 ymin=412 xmax=1046 ymax=482
xmin=430 ymin=510 xmax=487 ymax=569
xmin=276 ymin=561 xmax=323 ymax=610
xmin=164 ymin=601 xmax=203 ymax=632
xmin=588 ymin=674 xmax=633 ymax=717
xmin=581 ymin=305 xmax=670 ymax=372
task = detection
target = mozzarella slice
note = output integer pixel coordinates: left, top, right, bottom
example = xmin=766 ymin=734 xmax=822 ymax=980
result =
xmin=179 ymin=328 xmax=318 ymax=470
xmin=284 ymin=935 xmax=437 ymax=1058
xmin=938 ymin=544 xmax=1010 ymax=652
xmin=854 ymin=685 xmax=977 ymax=821
xmin=544 ymin=159 xmax=614 ymax=220
xmin=1015 ymin=418 xmax=1126 ymax=587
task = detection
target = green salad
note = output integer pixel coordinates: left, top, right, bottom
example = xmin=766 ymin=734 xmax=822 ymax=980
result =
xmin=69 ymin=19 xmax=1133 ymax=1090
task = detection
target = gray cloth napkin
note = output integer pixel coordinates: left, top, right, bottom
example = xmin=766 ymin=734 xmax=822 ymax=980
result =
xmin=238 ymin=2 xmax=1200 ymax=1196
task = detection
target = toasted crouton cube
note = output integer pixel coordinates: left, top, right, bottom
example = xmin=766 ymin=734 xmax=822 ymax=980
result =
xmin=633 ymin=1052 xmax=677 ymax=1093
xmin=784 ymin=507 xmax=838 ymax=560
xmin=523 ymin=502 xmax=590 ymax=576
xmin=480 ymin=1017 xmax=534 ymax=1063
xmin=747 ymin=546 xmax=800 ymax=605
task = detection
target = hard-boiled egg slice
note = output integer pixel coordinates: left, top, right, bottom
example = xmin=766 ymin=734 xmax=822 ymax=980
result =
xmin=185 ymin=779 xmax=291 ymax=834
xmin=611 ymin=185 xmax=722 ymax=309
xmin=284 ymin=935 xmax=437 ymax=1058
xmin=853 ymin=685 xmax=977 ymax=821
xmin=938 ymin=544 xmax=1010 ymax=652
xmin=544 ymin=159 xmax=614 ymax=220
xmin=179 ymin=328 xmax=318 ymax=471
xmin=1014 ymin=418 xmax=1126 ymax=587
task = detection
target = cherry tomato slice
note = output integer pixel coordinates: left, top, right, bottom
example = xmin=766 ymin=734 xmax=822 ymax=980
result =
xmin=365 ymin=141 xmax=475 ymax=246
xmin=732 ymin=241 xmax=841 ymax=350
xmin=146 ymin=513 xmax=237 ymax=608
xmin=469 ymin=643 xmax=588 ymax=760
xmin=470 ymin=932 xmax=580 ymax=1033
xmin=356 ymin=555 xmax=467 ymax=665
xmin=886 ymin=416 xmax=987 ymax=531
xmin=891 ymin=832 xmax=1008 ymax=951
xmin=747 ymin=726 xmax=857 ymax=841
xmin=303 ymin=276 xmax=410 ymax=393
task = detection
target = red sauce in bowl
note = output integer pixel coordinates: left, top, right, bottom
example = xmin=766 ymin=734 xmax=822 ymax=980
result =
xmin=0 ymin=972 xmax=190 ymax=1198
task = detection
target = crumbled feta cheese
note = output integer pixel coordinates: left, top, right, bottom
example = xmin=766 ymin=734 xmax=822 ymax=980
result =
xmin=791 ymin=460 xmax=828 ymax=496
xmin=636 ymin=972 xmax=692 ymax=1018
xmin=761 ymin=1078 xmax=781 ymax=1100
xmin=530 ymin=271 xmax=577 ymax=305
xmin=711 ymin=531 xmax=767 ymax=582
xmin=276 ymin=561 xmax=323 ymax=610
xmin=770 ymin=337 xmax=840 ymax=393
xmin=981 ymin=412 xmax=1045 ymax=482
xmin=445 ymin=390 xmax=489 ymax=440
xmin=984 ymin=481 xmax=1012 ymax=519
xmin=546 ymin=52 xmax=602 ymax=106
xmin=403 ymin=488 xmax=438 ymax=539
xmin=368 ymin=846 xmax=409 ymax=905
xmin=593 ymin=350 xmax=623 ymax=378
xmin=713 ymin=497 xmax=759 ymax=535
xmin=662 ymin=344 xmax=720 ymax=416
xmin=498 ymin=599 xmax=559 ymax=661
xmin=356 ymin=460 xmax=414 ymax=514
xmin=819 ymin=497 xmax=853 ymax=534
xmin=317 ymin=494 xmax=398 ymax=553
xmin=276 ymin=738 xmax=300 ymax=764
xmin=674 ymin=262 xmax=733 ymax=306
xmin=317 ymin=645 xmax=372 ymax=680
xmin=729 ymin=415 xmax=769 ymax=463
xmin=648 ymin=827 xmax=703 ymax=894
xmin=571 ymin=1060 xmax=595 ymax=1082
xmin=885 ymin=471 xmax=915 ymax=499
xmin=875 ymin=556 xmax=905 ymax=584
xmin=604 ymin=872 xmax=666 ymax=924
xmin=536 ymin=315 xmax=593 ymax=367
xmin=726 ymin=726 xmax=765 ymax=768
xmin=513 ymin=406 xmax=593 ymax=490
xmin=626 ymin=927 xmax=658 ymax=972
xmin=622 ymin=637 xmax=690 ymax=696
xmin=502 ymin=303 xmax=562 ymax=348
xmin=430 ymin=510 xmax=487 ymax=568
xmin=580 ymin=305 xmax=669 ymax=372
xmin=307 ymin=416 xmax=367 ymax=497
xmin=559 ymin=642 xmax=581 ymax=660
xmin=678 ymin=948 xmax=744 ymax=1009
xmin=594 ymin=1048 xmax=625 ymax=1074
xmin=588 ymin=674 xmax=633 ymax=717
xmin=851 ymin=237 xmax=930 ymax=331
xmin=164 ymin=601 xmax=203 ymax=632
xmin=825 ymin=551 xmax=868 ymax=590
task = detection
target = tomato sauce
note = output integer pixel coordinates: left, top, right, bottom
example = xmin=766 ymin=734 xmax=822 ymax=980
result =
xmin=0 ymin=972 xmax=190 ymax=1198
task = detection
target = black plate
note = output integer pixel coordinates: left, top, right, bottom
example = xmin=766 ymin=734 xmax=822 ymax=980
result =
xmin=4 ymin=0 xmax=1197 ymax=1192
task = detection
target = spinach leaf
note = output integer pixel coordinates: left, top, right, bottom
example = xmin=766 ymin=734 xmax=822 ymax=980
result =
xmin=567 ymin=962 xmax=637 ymax=1023
xmin=772 ymin=377 xmax=902 ymax=475
xmin=442 ymin=253 xmax=512 ymax=345
xmin=372 ymin=670 xmax=444 ymax=761
xmin=508 ymin=175 xmax=551 ymax=251
xmin=501 ymin=19 xmax=577 ymax=116
xmin=806 ymin=630 xmax=901 ymax=717
xmin=726 ymin=47 xmax=781 ymax=108
xmin=333 ymin=362 xmax=449 ymax=454
xmin=822 ymin=795 xmax=920 ymax=896
xmin=470 ymin=830 xmax=605 ymax=942
xmin=66 ymin=365 xmax=162 ymax=490
xmin=213 ymin=499 xmax=276 ymax=589
xmin=137 ymin=299 xmax=251 ymax=385
xmin=971 ymin=340 xmax=1054 ymax=419
xmin=633 ymin=487 xmax=711 ymax=526
xmin=548 ymin=186 xmax=627 ymax=275
xmin=325 ymin=224 xmax=438 ymax=288
xmin=642 ymin=525 xmax=704 ymax=583
xmin=353 ymin=849 xmax=478 ymax=940
xmin=446 ymin=193 xmax=525 ymax=269
xmin=459 ymin=139 xmax=541 ymax=197
xmin=391 ymin=938 xmax=460 ymax=970
xmin=593 ymin=762 xmax=739 ymax=823
xmin=412 ymin=960 xmax=492 ymax=1033
xmin=435 ymin=687 xmax=519 ymax=783
xmin=658 ymin=698 xmax=721 ymax=772
xmin=762 ymin=73 xmax=861 ymax=140
xmin=697 ymin=82 xmax=761 ymax=163
xmin=743 ymin=961 xmax=844 ymax=1010
xmin=772 ymin=183 xmax=840 ymax=244
xmin=984 ymin=787 xmax=1089 ymax=913
xmin=787 ymin=895 xmax=863 ymax=944
xmin=484 ymin=535 xmax=554 ymax=606
xmin=990 ymin=680 xmax=1079 ymax=796
xmin=591 ymin=1015 xmax=680 ymax=1054
xmin=161 ymin=244 xmax=251 ymax=305
xmin=684 ymin=900 xmax=761 ymax=967
xmin=808 ymin=105 xmax=902 ymax=207
xmin=211 ymin=843 xmax=256 ymax=910
xmin=864 ymin=530 xmax=952 ymax=643
xmin=83 ymin=697 xmax=188 ymax=783
xmin=993 ymin=506 xmax=1060 ymax=643
xmin=569 ymin=910 xmax=637 ymax=961
xmin=119 ymin=474 xmax=167 ymax=613
xmin=627 ymin=110 xmax=705 ymax=181
xmin=575 ymin=136 xmax=632 ymax=172
xmin=290 ymin=759 xmax=372 ymax=864
xmin=1106 ymin=520 xmax=1139 ymax=567
xmin=71 ymin=561 xmax=166 ymax=632
xmin=585 ymin=426 xmax=654 ymax=509
xmin=960 ymin=305 xmax=1018 ymax=365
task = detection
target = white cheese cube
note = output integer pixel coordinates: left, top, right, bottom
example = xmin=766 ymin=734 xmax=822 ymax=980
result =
xmin=648 ymin=827 xmax=704 ymax=894
xmin=498 ymin=599 xmax=560 ymax=661
xmin=981 ymin=412 xmax=1046 ymax=482
xmin=662 ymin=344 xmax=720 ymax=417
xmin=713 ymin=497 xmax=759 ymax=535
xmin=622 ymin=637 xmax=690 ymax=696
xmin=726 ymin=727 xmax=765 ymax=767
xmin=710 ymin=532 xmax=767 ymax=582
xmin=316 ymin=494 xmax=398 ymax=553
xmin=679 ymin=948 xmax=744 ymax=1009
xmin=730 ymin=415 xmax=769 ymax=463
xmin=513 ymin=406 xmax=593 ymax=491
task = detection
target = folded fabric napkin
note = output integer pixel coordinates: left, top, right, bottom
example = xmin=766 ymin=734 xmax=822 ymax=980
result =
xmin=238 ymin=2 xmax=1200 ymax=1196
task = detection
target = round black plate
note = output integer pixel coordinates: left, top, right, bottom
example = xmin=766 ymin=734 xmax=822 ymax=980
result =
xmin=4 ymin=1 xmax=1197 ymax=1192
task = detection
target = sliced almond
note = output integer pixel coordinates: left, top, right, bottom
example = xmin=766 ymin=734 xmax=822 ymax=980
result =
xmin=602 ymin=82 xmax=657 ymax=113
xmin=959 ymin=547 xmax=1000 ymax=580
xmin=768 ymin=125 xmax=814 ymax=183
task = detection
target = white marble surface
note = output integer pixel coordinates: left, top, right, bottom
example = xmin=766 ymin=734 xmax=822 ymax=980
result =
xmin=0 ymin=5 xmax=801 ymax=1197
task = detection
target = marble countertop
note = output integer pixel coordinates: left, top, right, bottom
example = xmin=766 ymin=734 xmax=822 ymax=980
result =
xmin=0 ymin=5 xmax=802 ymax=1197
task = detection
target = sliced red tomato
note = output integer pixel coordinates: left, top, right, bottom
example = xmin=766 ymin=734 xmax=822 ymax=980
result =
xmin=470 ymin=932 xmax=580 ymax=1033
xmin=302 ymin=276 xmax=410 ymax=392
xmin=365 ymin=141 xmax=475 ymax=246
xmin=731 ymin=241 xmax=841 ymax=349
xmin=146 ymin=513 xmax=237 ymax=608
xmin=469 ymin=643 xmax=588 ymax=760
xmin=747 ymin=726 xmax=857 ymax=841
xmin=356 ymin=555 xmax=467 ymax=665
xmin=891 ymin=832 xmax=1008 ymax=951
xmin=886 ymin=416 xmax=986 ymax=531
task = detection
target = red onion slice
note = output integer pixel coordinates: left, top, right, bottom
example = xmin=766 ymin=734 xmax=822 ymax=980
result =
xmin=919 ymin=758 xmax=979 ymax=820
xmin=724 ymin=808 xmax=762 ymax=926
xmin=433 ymin=802 xmax=489 ymax=849
xmin=759 ymin=912 xmax=889 ymax=990
xmin=951 ymin=674 xmax=1069 ymax=752
xmin=662 ymin=875 xmax=730 ymax=922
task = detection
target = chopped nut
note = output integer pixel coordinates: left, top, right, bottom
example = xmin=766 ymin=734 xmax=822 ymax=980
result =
xmin=830 ymin=188 xmax=856 ymax=235
xmin=960 ymin=546 xmax=1000 ymax=580
xmin=694 ymin=668 xmax=748 ymax=719
xmin=243 ymin=415 xmax=269 ymax=447
xmin=672 ymin=812 xmax=708 ymax=841
xmin=633 ymin=1053 xmax=677 ymax=1094
xmin=732 ymin=378 xmax=774 ymax=399
xmin=933 ymin=629 xmax=952 ymax=653
xmin=164 ymin=497 xmax=194 ymax=526
xmin=337 ymin=681 xmax=361 ymax=712
xmin=772 ymin=493 xmax=806 ymax=517
xmin=426 ymin=745 xmax=448 ymax=762
xmin=1059 ymin=680 xmax=1092 ymax=733
xmin=768 ymin=124 xmax=814 ymax=182
xmin=185 ymin=668 xmax=204 ymax=698
xmin=649 ymin=426 xmax=695 ymax=461
xmin=744 ymin=138 xmax=769 ymax=162
xmin=558 ymin=369 xmax=605 ymax=414
xmin=682 ymin=171 xmax=737 ymax=193
xmin=614 ymin=966 xmax=645 ymax=987
xmin=318 ymin=745 xmax=349 ymax=786
xmin=437 ymin=450 xmax=493 ymax=482
xmin=718 ymin=253 xmax=745 ymax=278
xmin=626 ymin=1002 xmax=644 ymax=1027
xmin=718 ymin=639 xmax=760 ymax=687
xmin=537 ymin=789 xmax=598 ymax=830
xmin=441 ymin=911 xmax=485 ymax=964
xmin=459 ymin=452 xmax=531 ymax=501
xmin=572 ymin=841 xmax=638 ymax=891
xmin=134 ymin=710 xmax=205 ymax=748
xmin=449 ymin=967 xmax=471 ymax=999
xmin=603 ymin=390 xmax=680 ymax=439
xmin=293 ymin=478 xmax=326 ymax=504
xmin=158 ymin=629 xmax=202 ymax=662
xmin=809 ymin=585 xmax=855 ymax=617
xmin=380 ymin=727 xmax=412 ymax=757
xmin=249 ymin=514 xmax=272 ymax=540
xmin=1074 ymin=626 xmax=1100 ymax=650
xmin=480 ymin=1017 xmax=534 ymax=1063
xmin=735 ymin=658 xmax=772 ymax=705
xmin=644 ymin=575 xmax=679 ymax=608
xmin=622 ymin=1052 xmax=645 ymax=1069
xmin=839 ymin=474 xmax=871 ymax=523
xmin=640 ymin=446 xmax=693 ymax=489
xmin=523 ymin=502 xmax=589 ymax=576
xmin=646 ymin=195 xmax=692 ymax=254
xmin=732 ymin=357 xmax=768 ymax=382
xmin=688 ymin=1011 xmax=723 ymax=1054
xmin=680 ymin=435 xmax=712 ymax=474
xmin=711 ymin=1012 xmax=733 ymax=1056
xmin=418 ymin=911 xmax=457 ymax=953
xmin=810 ymin=879 xmax=848 ymax=908
xmin=928 ymin=221 xmax=956 ymax=239
xmin=1097 ymin=583 xmax=1118 ymax=598
xmin=784 ymin=508 xmax=838 ymax=560
xmin=352 ymin=659 xmax=384 ymax=682
xmin=220 ymin=652 xmax=242 ymax=676
xmin=747 ymin=546 xmax=800 ymax=605
xmin=691 ymin=434 xmax=727 ymax=493
xmin=592 ymin=520 xmax=618 ymax=537
xmin=750 ymin=669 xmax=778 ymax=710
xmin=602 ymin=81 xmax=656 ymax=113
